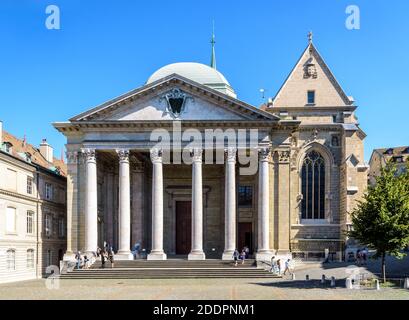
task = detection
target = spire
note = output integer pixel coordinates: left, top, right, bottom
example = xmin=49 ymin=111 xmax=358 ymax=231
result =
xmin=308 ymin=31 xmax=313 ymax=44
xmin=210 ymin=21 xmax=216 ymax=69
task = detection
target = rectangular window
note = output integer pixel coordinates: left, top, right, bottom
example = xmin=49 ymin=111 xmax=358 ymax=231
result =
xmin=27 ymin=211 xmax=34 ymax=234
xmin=6 ymin=207 xmax=17 ymax=233
xmin=6 ymin=168 xmax=17 ymax=190
xmin=238 ymin=186 xmax=253 ymax=207
xmin=307 ymin=91 xmax=315 ymax=104
xmin=45 ymin=183 xmax=53 ymax=200
xmin=7 ymin=250 xmax=16 ymax=270
xmin=27 ymin=176 xmax=33 ymax=194
xmin=58 ymin=218 xmax=65 ymax=238
xmin=45 ymin=214 xmax=52 ymax=237
xmin=27 ymin=249 xmax=35 ymax=268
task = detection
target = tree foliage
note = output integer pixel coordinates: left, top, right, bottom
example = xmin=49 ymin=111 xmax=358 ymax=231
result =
xmin=348 ymin=161 xmax=409 ymax=275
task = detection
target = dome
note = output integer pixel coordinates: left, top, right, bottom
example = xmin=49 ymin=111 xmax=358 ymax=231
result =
xmin=146 ymin=62 xmax=236 ymax=98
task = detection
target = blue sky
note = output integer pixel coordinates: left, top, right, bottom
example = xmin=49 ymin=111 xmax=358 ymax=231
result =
xmin=0 ymin=0 xmax=408 ymax=161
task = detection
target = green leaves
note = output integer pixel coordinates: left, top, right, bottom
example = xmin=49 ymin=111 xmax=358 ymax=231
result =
xmin=348 ymin=161 xmax=409 ymax=261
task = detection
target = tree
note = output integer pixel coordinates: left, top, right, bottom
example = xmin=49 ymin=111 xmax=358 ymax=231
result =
xmin=348 ymin=161 xmax=409 ymax=282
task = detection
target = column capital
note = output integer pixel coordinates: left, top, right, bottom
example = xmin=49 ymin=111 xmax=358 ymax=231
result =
xmin=81 ymin=148 xmax=96 ymax=162
xmin=116 ymin=149 xmax=130 ymax=162
xmin=190 ymin=147 xmax=203 ymax=163
xmin=150 ymin=148 xmax=163 ymax=163
xmin=224 ymin=147 xmax=237 ymax=162
xmin=66 ymin=151 xmax=80 ymax=165
xmin=258 ymin=147 xmax=271 ymax=162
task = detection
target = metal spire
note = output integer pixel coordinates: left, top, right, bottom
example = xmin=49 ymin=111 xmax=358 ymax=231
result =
xmin=210 ymin=21 xmax=216 ymax=69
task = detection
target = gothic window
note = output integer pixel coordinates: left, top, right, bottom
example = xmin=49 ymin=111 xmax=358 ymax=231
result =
xmin=301 ymin=150 xmax=325 ymax=220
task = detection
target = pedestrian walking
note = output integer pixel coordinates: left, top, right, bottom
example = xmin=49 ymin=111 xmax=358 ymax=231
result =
xmin=75 ymin=251 xmax=82 ymax=270
xmin=101 ymin=249 xmax=106 ymax=269
xmin=240 ymin=249 xmax=246 ymax=264
xmin=270 ymin=256 xmax=276 ymax=273
xmin=283 ymin=258 xmax=292 ymax=275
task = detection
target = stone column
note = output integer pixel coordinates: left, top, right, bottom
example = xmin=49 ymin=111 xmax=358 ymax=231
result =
xmin=82 ymin=149 xmax=98 ymax=255
xmin=256 ymin=147 xmax=273 ymax=261
xmin=147 ymin=148 xmax=167 ymax=260
xmin=105 ymin=171 xmax=114 ymax=247
xmin=116 ymin=149 xmax=133 ymax=260
xmin=64 ymin=151 xmax=80 ymax=261
xmin=188 ymin=148 xmax=205 ymax=260
xmin=222 ymin=147 xmax=237 ymax=260
xmin=131 ymin=163 xmax=144 ymax=249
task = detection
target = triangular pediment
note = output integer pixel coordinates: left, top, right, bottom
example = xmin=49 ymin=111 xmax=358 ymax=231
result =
xmin=272 ymin=43 xmax=353 ymax=108
xmin=70 ymin=75 xmax=278 ymax=122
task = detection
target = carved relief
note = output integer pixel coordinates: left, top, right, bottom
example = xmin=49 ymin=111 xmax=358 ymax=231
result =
xmin=150 ymin=148 xmax=163 ymax=163
xmin=303 ymin=58 xmax=318 ymax=79
xmin=116 ymin=149 xmax=130 ymax=162
xmin=278 ymin=150 xmax=291 ymax=163
xmin=81 ymin=148 xmax=96 ymax=162
xmin=225 ymin=147 xmax=237 ymax=162
xmin=190 ymin=148 xmax=203 ymax=162
xmin=66 ymin=151 xmax=80 ymax=165
xmin=159 ymin=88 xmax=194 ymax=119
xmin=258 ymin=147 xmax=271 ymax=162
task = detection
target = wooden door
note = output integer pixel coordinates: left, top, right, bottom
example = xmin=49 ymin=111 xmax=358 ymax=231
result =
xmin=238 ymin=222 xmax=252 ymax=253
xmin=176 ymin=201 xmax=192 ymax=254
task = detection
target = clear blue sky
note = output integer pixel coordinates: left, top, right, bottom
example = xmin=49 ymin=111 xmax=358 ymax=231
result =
xmin=1 ymin=0 xmax=408 ymax=161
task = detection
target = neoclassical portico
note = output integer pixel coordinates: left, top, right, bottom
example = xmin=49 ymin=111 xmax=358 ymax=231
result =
xmin=76 ymin=143 xmax=276 ymax=261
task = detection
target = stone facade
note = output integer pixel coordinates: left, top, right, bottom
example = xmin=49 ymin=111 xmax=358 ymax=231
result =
xmin=0 ymin=124 xmax=67 ymax=283
xmin=55 ymin=40 xmax=368 ymax=263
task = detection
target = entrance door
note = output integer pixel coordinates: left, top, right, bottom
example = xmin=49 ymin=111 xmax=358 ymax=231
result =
xmin=238 ymin=222 xmax=252 ymax=253
xmin=176 ymin=201 xmax=192 ymax=254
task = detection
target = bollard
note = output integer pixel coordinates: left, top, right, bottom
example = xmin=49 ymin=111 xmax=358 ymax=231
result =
xmin=404 ymin=278 xmax=409 ymax=289
xmin=346 ymin=278 xmax=353 ymax=289
xmin=306 ymin=274 xmax=310 ymax=281
xmin=330 ymin=276 xmax=336 ymax=287
xmin=374 ymin=279 xmax=380 ymax=290
xmin=292 ymin=273 xmax=296 ymax=280
xmin=321 ymin=274 xmax=326 ymax=284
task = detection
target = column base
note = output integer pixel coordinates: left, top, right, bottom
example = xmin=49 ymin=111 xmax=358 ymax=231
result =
xmin=188 ymin=251 xmax=206 ymax=260
xmin=115 ymin=252 xmax=134 ymax=260
xmin=147 ymin=251 xmax=167 ymax=260
xmin=222 ymin=250 xmax=235 ymax=260
xmin=255 ymin=251 xmax=274 ymax=262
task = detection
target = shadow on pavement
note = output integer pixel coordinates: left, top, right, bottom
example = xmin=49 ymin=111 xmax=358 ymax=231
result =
xmin=251 ymin=279 xmax=346 ymax=289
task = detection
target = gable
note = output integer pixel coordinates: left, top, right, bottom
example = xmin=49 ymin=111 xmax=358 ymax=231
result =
xmin=99 ymin=87 xmax=246 ymax=121
xmin=273 ymin=43 xmax=353 ymax=108
xmin=70 ymin=75 xmax=278 ymax=122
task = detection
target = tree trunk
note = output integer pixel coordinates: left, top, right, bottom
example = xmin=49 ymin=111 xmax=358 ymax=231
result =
xmin=381 ymin=252 xmax=386 ymax=283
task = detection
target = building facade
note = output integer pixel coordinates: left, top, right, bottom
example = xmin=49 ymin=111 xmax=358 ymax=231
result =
xmin=55 ymin=38 xmax=368 ymax=263
xmin=368 ymin=146 xmax=409 ymax=185
xmin=0 ymin=122 xmax=67 ymax=283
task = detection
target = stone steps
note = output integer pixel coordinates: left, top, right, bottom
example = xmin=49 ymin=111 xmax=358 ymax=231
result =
xmin=60 ymin=259 xmax=279 ymax=279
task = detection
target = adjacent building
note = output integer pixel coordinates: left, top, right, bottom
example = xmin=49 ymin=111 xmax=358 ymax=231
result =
xmin=0 ymin=121 xmax=67 ymax=283
xmin=368 ymin=146 xmax=409 ymax=185
xmin=54 ymin=36 xmax=368 ymax=263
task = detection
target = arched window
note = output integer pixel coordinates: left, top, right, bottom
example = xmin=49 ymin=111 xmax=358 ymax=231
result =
xmin=301 ymin=150 xmax=325 ymax=220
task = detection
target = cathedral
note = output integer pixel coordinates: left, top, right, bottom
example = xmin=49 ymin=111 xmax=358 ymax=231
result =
xmin=54 ymin=34 xmax=368 ymax=262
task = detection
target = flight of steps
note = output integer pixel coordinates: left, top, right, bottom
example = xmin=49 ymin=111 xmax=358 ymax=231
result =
xmin=60 ymin=259 xmax=280 ymax=279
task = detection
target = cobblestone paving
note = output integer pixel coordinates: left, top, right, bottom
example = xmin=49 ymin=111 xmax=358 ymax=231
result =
xmin=0 ymin=277 xmax=408 ymax=300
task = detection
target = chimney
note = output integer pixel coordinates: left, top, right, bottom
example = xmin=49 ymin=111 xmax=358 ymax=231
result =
xmin=0 ymin=120 xmax=3 ymax=145
xmin=40 ymin=138 xmax=54 ymax=163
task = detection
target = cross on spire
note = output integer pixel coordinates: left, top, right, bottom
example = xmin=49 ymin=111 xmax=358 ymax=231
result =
xmin=210 ymin=21 xmax=216 ymax=69
xmin=308 ymin=31 xmax=313 ymax=44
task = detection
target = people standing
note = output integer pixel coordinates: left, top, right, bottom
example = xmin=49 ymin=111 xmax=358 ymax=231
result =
xmin=108 ymin=250 xmax=115 ymax=268
xmin=101 ymin=249 xmax=106 ymax=269
xmin=75 ymin=251 xmax=82 ymax=270
xmin=233 ymin=249 xmax=240 ymax=266
xmin=276 ymin=259 xmax=281 ymax=275
xmin=270 ymin=256 xmax=276 ymax=273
